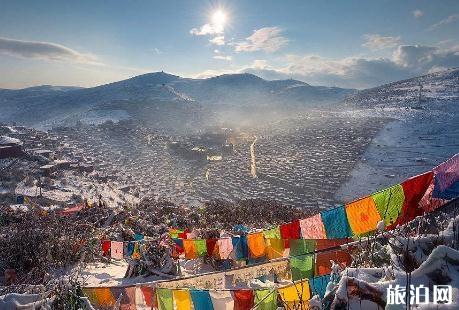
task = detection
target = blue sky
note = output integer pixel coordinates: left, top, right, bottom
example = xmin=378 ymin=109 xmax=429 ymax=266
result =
xmin=1 ymin=0 xmax=458 ymax=89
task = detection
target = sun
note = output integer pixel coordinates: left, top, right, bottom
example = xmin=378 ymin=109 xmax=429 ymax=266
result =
xmin=211 ymin=10 xmax=227 ymax=27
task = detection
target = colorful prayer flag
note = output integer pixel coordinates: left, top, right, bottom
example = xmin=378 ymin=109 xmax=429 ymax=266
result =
xmin=278 ymin=280 xmax=310 ymax=308
xmin=280 ymin=220 xmax=301 ymax=246
xmin=232 ymin=290 xmax=254 ymax=310
xmin=110 ymin=241 xmax=123 ymax=260
xmin=101 ymin=240 xmax=111 ymax=257
xmin=320 ymin=206 xmax=352 ymax=239
xmin=232 ymin=236 xmax=248 ymax=260
xmin=247 ymin=232 xmax=266 ymax=259
xmin=315 ymin=250 xmax=352 ymax=276
xmin=290 ymin=254 xmax=314 ymax=281
xmin=195 ymin=239 xmax=207 ymax=257
xmin=157 ymin=288 xmax=173 ymax=310
xmin=309 ymin=275 xmax=331 ymax=298
xmin=254 ymin=289 xmax=277 ymax=310
xmin=209 ymin=291 xmax=234 ymax=310
xmin=183 ymin=239 xmax=196 ymax=259
xmin=289 ymin=239 xmax=315 ymax=257
xmin=217 ymin=238 xmax=234 ymax=260
xmin=345 ymin=196 xmax=382 ymax=236
xmin=299 ymin=214 xmax=327 ymax=239
xmin=173 ymin=290 xmax=192 ymax=310
xmin=190 ymin=290 xmax=214 ymax=310
xmin=263 ymin=226 xmax=281 ymax=239
xmin=265 ymin=238 xmax=285 ymax=259
xmin=371 ymin=184 xmax=405 ymax=226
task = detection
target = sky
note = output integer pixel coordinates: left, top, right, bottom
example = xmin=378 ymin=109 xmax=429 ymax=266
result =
xmin=0 ymin=0 xmax=459 ymax=89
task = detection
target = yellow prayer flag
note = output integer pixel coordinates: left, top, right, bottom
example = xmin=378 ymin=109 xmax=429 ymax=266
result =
xmin=173 ymin=290 xmax=192 ymax=310
xmin=345 ymin=196 xmax=382 ymax=236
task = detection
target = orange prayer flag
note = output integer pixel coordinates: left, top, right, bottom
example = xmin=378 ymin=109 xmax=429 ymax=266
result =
xmin=183 ymin=239 xmax=197 ymax=259
xmin=345 ymin=196 xmax=382 ymax=236
xmin=247 ymin=232 xmax=266 ymax=259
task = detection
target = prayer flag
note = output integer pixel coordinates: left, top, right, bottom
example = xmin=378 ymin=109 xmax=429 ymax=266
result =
xmin=233 ymin=290 xmax=254 ymax=310
xmin=138 ymin=286 xmax=155 ymax=309
xmin=265 ymin=238 xmax=285 ymax=259
xmin=433 ymin=153 xmax=459 ymax=194
xmin=209 ymin=291 xmax=234 ymax=310
xmin=309 ymin=275 xmax=331 ymax=298
xmin=345 ymin=196 xmax=382 ymax=236
xmin=254 ymin=289 xmax=277 ymax=310
xmin=157 ymin=288 xmax=173 ymax=310
xmin=263 ymin=226 xmax=281 ymax=239
xmin=371 ymin=184 xmax=405 ymax=226
xmin=173 ymin=290 xmax=192 ymax=310
xmin=290 ymin=254 xmax=314 ymax=281
xmin=280 ymin=220 xmax=301 ymax=246
xmin=195 ymin=239 xmax=207 ymax=257
xmin=217 ymin=238 xmax=233 ymax=260
xmin=206 ymin=239 xmax=218 ymax=257
xmin=190 ymin=290 xmax=214 ymax=310
xmin=289 ymin=239 xmax=315 ymax=257
xmin=183 ymin=239 xmax=196 ymax=259
xmin=315 ymin=250 xmax=352 ymax=276
xmin=247 ymin=232 xmax=266 ymax=259
xmin=232 ymin=236 xmax=248 ymax=260
xmin=320 ymin=206 xmax=352 ymax=239
xmin=101 ymin=240 xmax=111 ymax=257
xmin=299 ymin=214 xmax=327 ymax=239
xmin=278 ymin=279 xmax=310 ymax=308
xmin=388 ymin=171 xmax=434 ymax=229
xmin=110 ymin=241 xmax=123 ymax=260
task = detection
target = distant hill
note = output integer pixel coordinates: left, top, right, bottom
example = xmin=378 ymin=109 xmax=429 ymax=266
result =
xmin=0 ymin=72 xmax=355 ymax=126
xmin=345 ymin=68 xmax=459 ymax=107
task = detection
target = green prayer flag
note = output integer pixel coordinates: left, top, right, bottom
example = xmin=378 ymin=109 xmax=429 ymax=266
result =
xmin=371 ymin=184 xmax=405 ymax=226
xmin=290 ymin=254 xmax=314 ymax=281
xmin=254 ymin=289 xmax=277 ymax=310
xmin=195 ymin=239 xmax=207 ymax=257
xmin=289 ymin=239 xmax=316 ymax=256
xmin=263 ymin=226 xmax=281 ymax=239
xmin=157 ymin=288 xmax=173 ymax=310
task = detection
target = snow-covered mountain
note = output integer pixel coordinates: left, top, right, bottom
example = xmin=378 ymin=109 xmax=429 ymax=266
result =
xmin=345 ymin=67 xmax=459 ymax=107
xmin=0 ymin=72 xmax=355 ymax=126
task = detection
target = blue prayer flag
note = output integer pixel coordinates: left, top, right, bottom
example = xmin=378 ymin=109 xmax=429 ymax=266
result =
xmin=321 ymin=206 xmax=351 ymax=239
xmin=190 ymin=290 xmax=214 ymax=310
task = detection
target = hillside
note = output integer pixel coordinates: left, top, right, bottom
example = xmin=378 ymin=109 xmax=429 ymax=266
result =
xmin=345 ymin=67 xmax=459 ymax=107
xmin=0 ymin=72 xmax=354 ymax=126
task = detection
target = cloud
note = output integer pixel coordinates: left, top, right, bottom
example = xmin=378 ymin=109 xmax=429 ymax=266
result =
xmin=430 ymin=14 xmax=459 ymax=30
xmin=413 ymin=10 xmax=424 ymax=18
xmin=234 ymin=27 xmax=288 ymax=53
xmin=213 ymin=55 xmax=232 ymax=61
xmin=190 ymin=23 xmax=223 ymax=36
xmin=0 ymin=36 xmax=97 ymax=64
xmin=209 ymin=36 xmax=225 ymax=46
xmin=195 ymin=44 xmax=459 ymax=89
xmin=362 ymin=34 xmax=401 ymax=51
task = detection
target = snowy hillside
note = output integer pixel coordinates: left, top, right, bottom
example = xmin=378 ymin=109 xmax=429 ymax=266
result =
xmin=345 ymin=68 xmax=459 ymax=107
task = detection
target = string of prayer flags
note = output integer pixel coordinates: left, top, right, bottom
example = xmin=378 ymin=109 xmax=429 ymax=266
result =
xmin=320 ymin=206 xmax=351 ymax=239
xmin=247 ymin=232 xmax=266 ymax=259
xmin=345 ymin=196 xmax=382 ymax=236
xmin=299 ymin=214 xmax=327 ymax=239
xmin=371 ymin=184 xmax=405 ymax=226
xmin=278 ymin=280 xmax=311 ymax=308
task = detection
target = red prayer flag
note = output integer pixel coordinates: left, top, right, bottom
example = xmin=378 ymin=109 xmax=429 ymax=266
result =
xmin=280 ymin=220 xmax=301 ymax=247
xmin=206 ymin=238 xmax=218 ymax=257
xmin=233 ymin=290 xmax=254 ymax=310
xmin=387 ymin=171 xmax=433 ymax=230
xmin=315 ymin=250 xmax=352 ymax=276
xmin=101 ymin=240 xmax=111 ymax=257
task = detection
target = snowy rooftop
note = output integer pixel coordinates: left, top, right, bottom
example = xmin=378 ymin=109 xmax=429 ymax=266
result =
xmin=0 ymin=135 xmax=22 ymax=146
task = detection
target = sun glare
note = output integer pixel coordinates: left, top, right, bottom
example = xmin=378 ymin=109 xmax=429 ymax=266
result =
xmin=211 ymin=10 xmax=227 ymax=27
